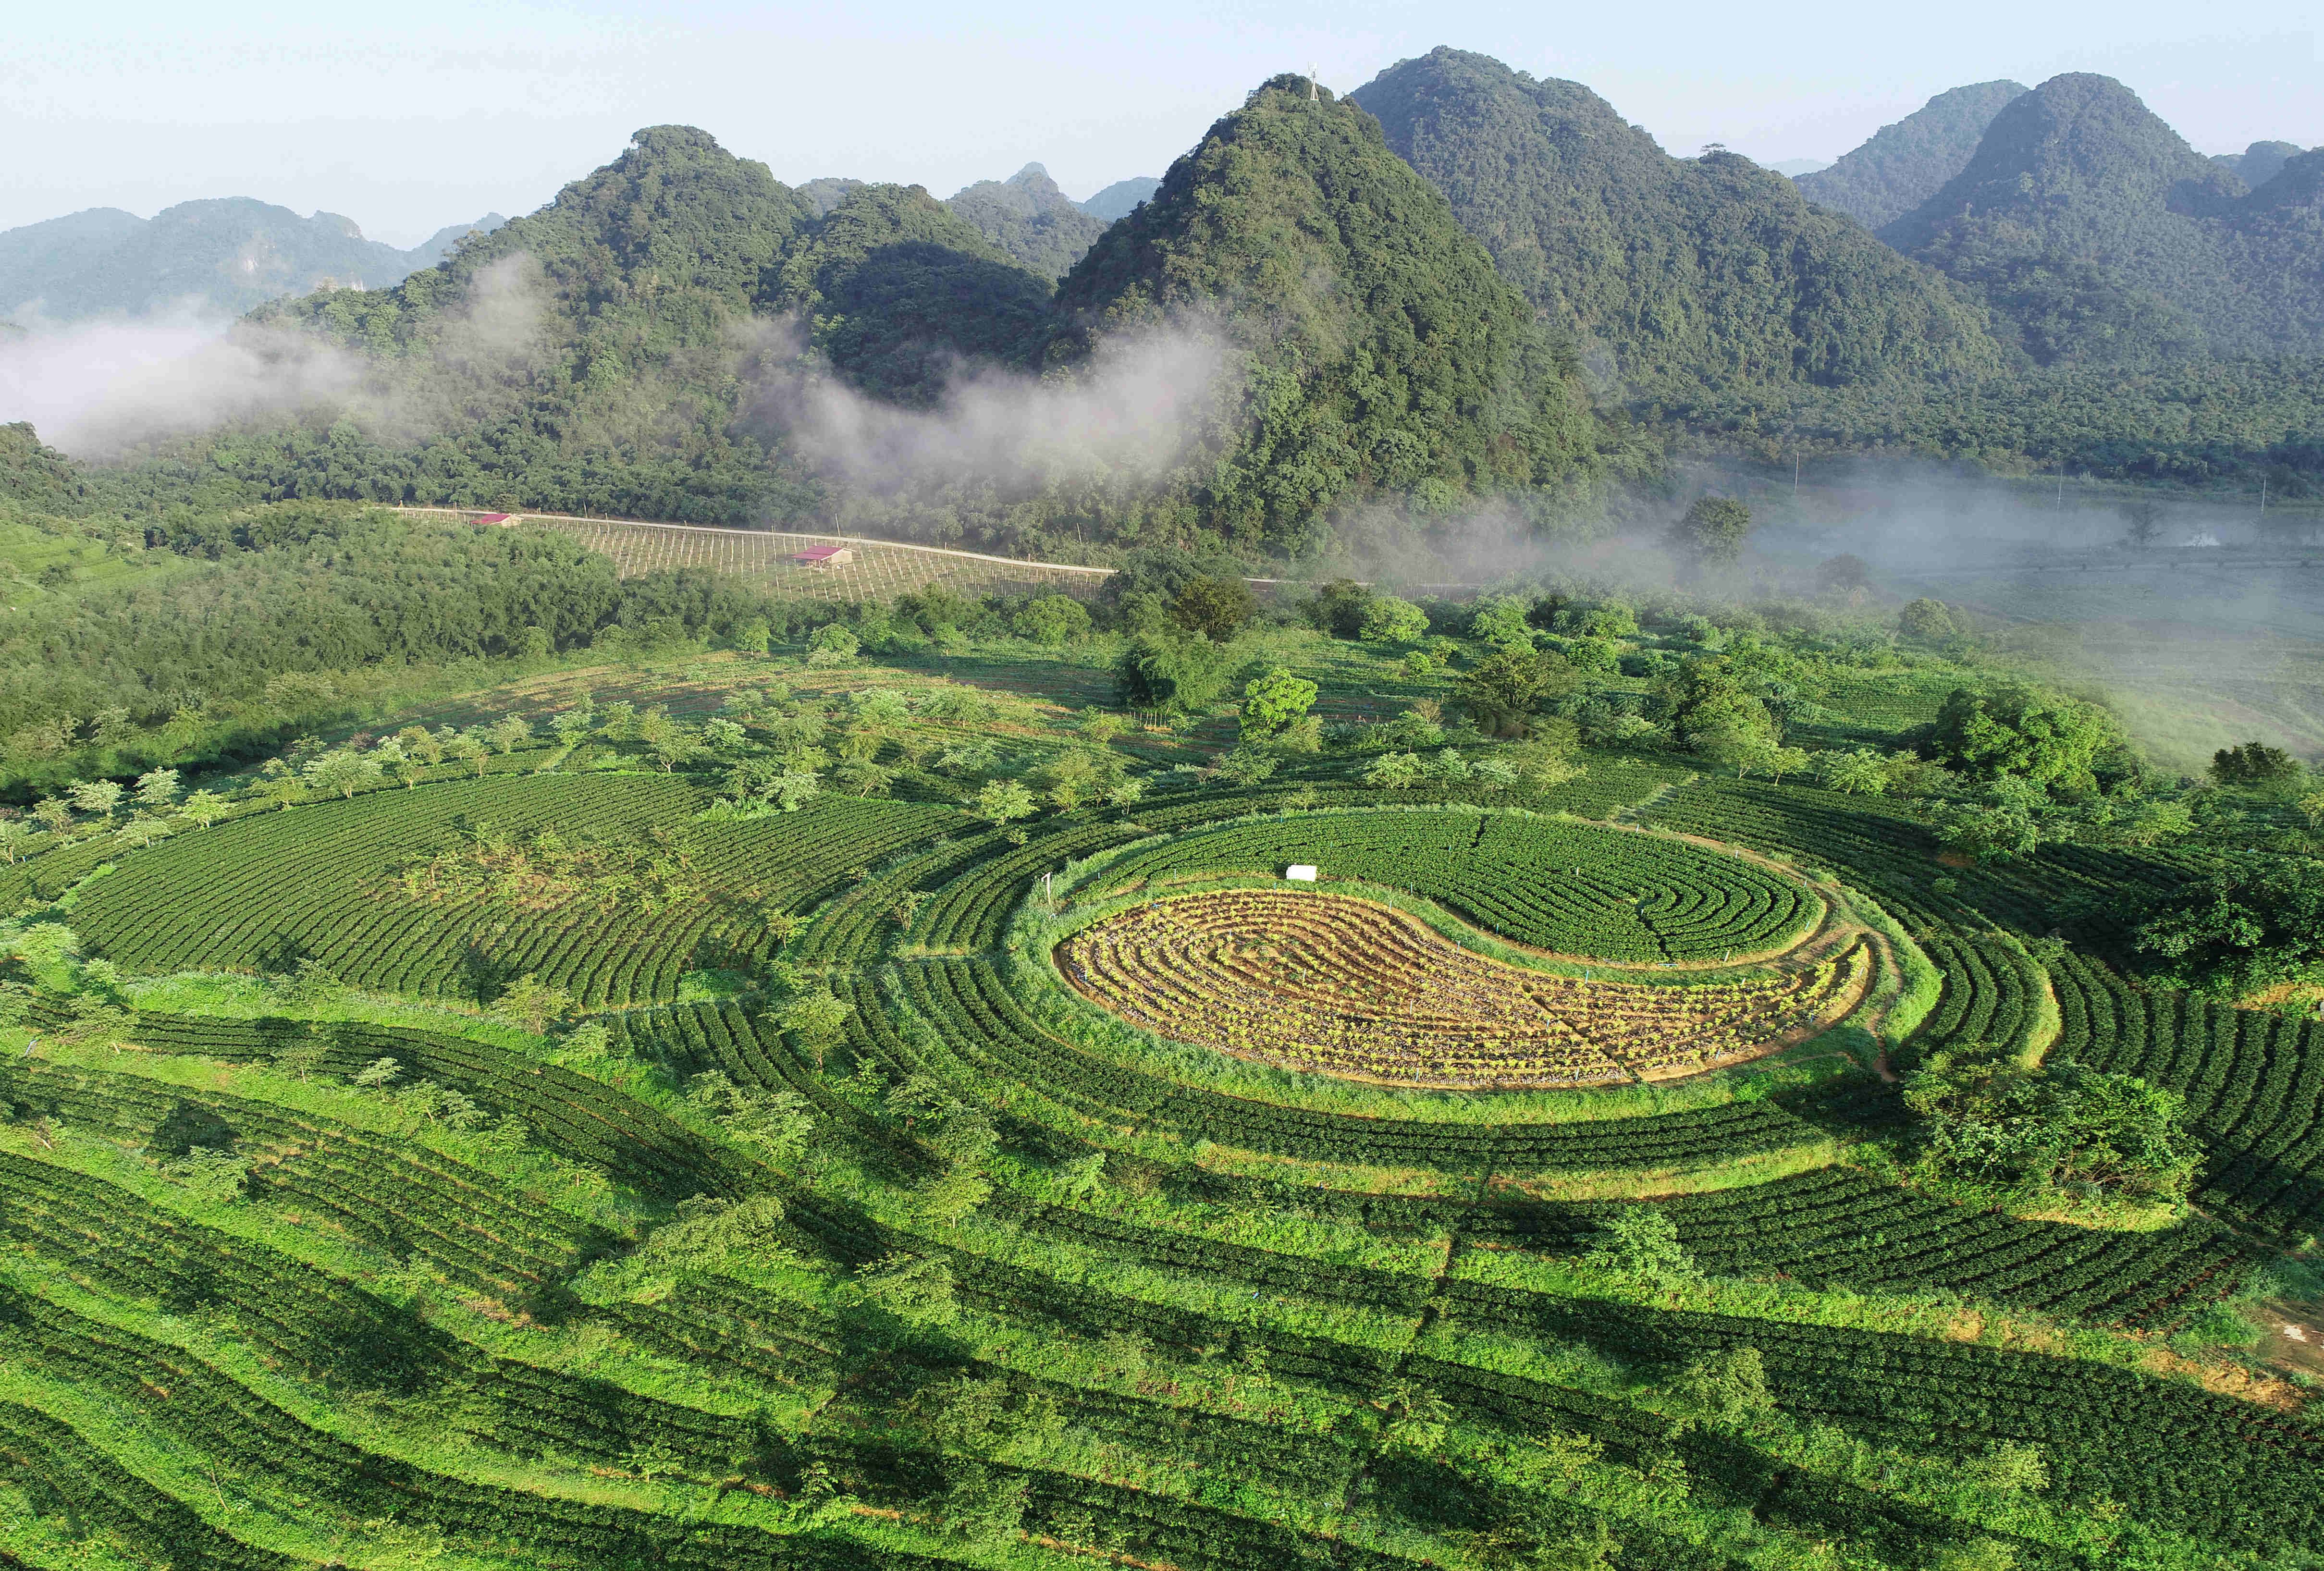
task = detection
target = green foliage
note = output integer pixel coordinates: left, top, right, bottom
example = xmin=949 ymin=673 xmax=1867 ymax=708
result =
xmin=1668 ymin=496 xmax=1752 ymax=567
xmin=1581 ymin=1208 xmax=1697 ymax=1285
xmin=1238 ymin=665 xmax=1318 ymax=738
xmin=1880 ymin=73 xmax=2324 ymax=360
xmin=1113 ymin=632 xmax=1240 ymax=713
xmin=1010 ymin=593 xmax=1091 ymax=645
xmin=766 ymin=182 xmax=1056 ymax=405
xmin=2209 ymin=740 xmax=2302 ymax=788
xmin=1905 ymin=1043 xmax=2203 ymax=1206
xmin=974 ymin=779 xmax=1038 ymax=824
xmin=942 ymin=163 xmax=1110 ymax=281
xmin=1452 ymin=650 xmax=1576 ymax=738
xmin=2137 ymin=853 xmax=2324 ymax=997
xmin=1926 ymin=681 xmax=2125 ymax=793
xmin=1359 ymin=596 xmax=1431 ymax=644
xmin=1668 ymin=1346 xmax=1775 ymax=1429
xmin=1168 ymin=575 xmax=1256 ymax=641
xmin=1931 ymin=802 xmax=2042 ymax=865
xmin=1897 ymin=598 xmax=1957 ymax=640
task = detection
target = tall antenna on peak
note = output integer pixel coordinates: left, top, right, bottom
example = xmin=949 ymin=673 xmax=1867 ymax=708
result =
xmin=1308 ymin=65 xmax=1319 ymax=102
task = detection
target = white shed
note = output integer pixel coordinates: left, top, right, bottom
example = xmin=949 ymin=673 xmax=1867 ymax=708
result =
xmin=1285 ymin=865 xmax=1318 ymax=882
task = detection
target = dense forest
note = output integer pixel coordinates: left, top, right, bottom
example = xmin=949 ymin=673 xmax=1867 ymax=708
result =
xmin=108 ymin=85 xmax=1653 ymax=559
xmin=1048 ymin=74 xmax=1644 ymax=554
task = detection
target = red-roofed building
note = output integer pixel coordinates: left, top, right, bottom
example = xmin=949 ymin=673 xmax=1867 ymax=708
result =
xmin=473 ymin=512 xmax=513 ymax=526
xmin=790 ymin=544 xmax=856 ymax=566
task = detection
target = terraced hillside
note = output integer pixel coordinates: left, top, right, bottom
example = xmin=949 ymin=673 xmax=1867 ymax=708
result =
xmin=2 ymin=642 xmax=2320 ymax=1571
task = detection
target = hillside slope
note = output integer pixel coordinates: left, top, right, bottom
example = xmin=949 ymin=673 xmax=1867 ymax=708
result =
xmin=246 ymin=125 xmax=823 ymax=520
xmin=1349 ymin=47 xmax=2006 ymax=402
xmin=1794 ymin=81 xmax=2027 ymax=230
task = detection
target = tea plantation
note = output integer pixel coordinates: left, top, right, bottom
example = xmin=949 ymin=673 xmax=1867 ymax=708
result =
xmin=2 ymin=634 xmax=2320 ymax=1571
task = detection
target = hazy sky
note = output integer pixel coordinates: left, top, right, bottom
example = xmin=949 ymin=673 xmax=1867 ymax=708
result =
xmin=6 ymin=1 xmax=2317 ymax=245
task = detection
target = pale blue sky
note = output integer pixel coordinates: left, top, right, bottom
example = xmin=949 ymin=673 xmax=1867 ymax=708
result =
xmin=6 ymin=1 xmax=2317 ymax=244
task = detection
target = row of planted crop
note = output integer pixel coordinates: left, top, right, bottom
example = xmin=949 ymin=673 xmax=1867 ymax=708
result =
xmin=906 ymin=953 xmax=1832 ymax=1172
xmin=0 ymin=1169 xmax=1447 ymax=1571
xmin=0 ymin=1057 xmax=592 ymax=1292
xmin=27 ymin=1008 xmax=2296 ymax=1561
xmin=2051 ymin=949 xmax=2324 ymax=1240
xmin=1086 ymin=809 xmax=1813 ymax=963
xmin=69 ymin=774 xmax=953 ymax=1004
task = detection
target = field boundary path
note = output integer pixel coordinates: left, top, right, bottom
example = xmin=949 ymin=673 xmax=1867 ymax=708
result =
xmin=391 ymin=506 xmax=1487 ymax=601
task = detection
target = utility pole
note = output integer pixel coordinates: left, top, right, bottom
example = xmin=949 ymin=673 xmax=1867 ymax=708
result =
xmin=1793 ymin=450 xmax=1800 ymax=496
xmin=2260 ymin=476 xmax=2268 ymax=518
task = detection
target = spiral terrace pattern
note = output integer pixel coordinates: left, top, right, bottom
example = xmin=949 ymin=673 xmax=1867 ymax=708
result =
xmin=1059 ymin=891 xmax=1871 ymax=1086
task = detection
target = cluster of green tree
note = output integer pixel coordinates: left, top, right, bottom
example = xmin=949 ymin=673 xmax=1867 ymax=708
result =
xmin=1670 ymin=353 xmax=2324 ymax=492
xmin=1880 ymin=74 xmax=2324 ymax=363
xmin=1791 ymin=81 xmax=2028 ymax=232
xmin=0 ymin=501 xmax=808 ymax=794
xmin=1904 ymin=1042 xmax=2204 ymax=1208
xmin=0 ymin=199 xmax=501 ymax=323
xmin=2138 ymin=853 xmax=2324 ymax=999
xmin=1347 ymin=49 xmax=2007 ymax=404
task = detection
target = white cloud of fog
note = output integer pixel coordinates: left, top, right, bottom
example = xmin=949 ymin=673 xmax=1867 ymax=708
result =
xmin=0 ymin=252 xmax=547 ymax=457
xmin=0 ymin=307 xmax=361 ymax=456
xmin=745 ymin=317 xmax=1230 ymax=495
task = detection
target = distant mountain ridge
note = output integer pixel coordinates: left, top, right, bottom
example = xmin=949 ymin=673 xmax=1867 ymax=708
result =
xmin=1794 ymin=81 xmax=2027 ymax=229
xmin=1078 ymin=177 xmax=1160 ymax=221
xmin=1349 ymin=48 xmax=2005 ymax=403
xmin=1881 ymin=73 xmax=2324 ymax=360
xmin=943 ymin=164 xmax=1111 ymax=280
xmin=0 ymin=200 xmax=502 ymax=322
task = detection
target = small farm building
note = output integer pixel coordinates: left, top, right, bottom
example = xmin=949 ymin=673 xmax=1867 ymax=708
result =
xmin=791 ymin=545 xmax=857 ymax=566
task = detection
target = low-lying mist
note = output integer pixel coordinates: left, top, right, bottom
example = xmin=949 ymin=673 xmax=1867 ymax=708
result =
xmin=739 ymin=316 xmax=1230 ymax=497
xmin=0 ymin=253 xmax=548 ymax=457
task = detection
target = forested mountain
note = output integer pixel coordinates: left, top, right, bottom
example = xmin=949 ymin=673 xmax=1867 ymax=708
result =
xmin=1053 ymin=73 xmax=1631 ymax=552
xmin=772 ymin=182 xmax=1057 ymax=400
xmin=1348 ymin=48 xmax=2005 ymax=402
xmin=944 ymin=164 xmax=1111 ymax=279
xmin=243 ymin=125 xmax=820 ymax=521
xmin=1881 ymin=74 xmax=2324 ymax=360
xmin=1079 ymin=176 xmax=1160 ymax=221
xmin=2215 ymin=140 xmax=2306 ymax=187
xmin=0 ymin=199 xmax=502 ymax=322
xmin=407 ymin=212 xmax=508 ymax=270
xmin=1794 ymin=81 xmax=2027 ymax=230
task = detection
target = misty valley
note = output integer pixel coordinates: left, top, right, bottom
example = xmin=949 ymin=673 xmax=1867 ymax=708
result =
xmin=1 ymin=41 xmax=2323 ymax=1571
